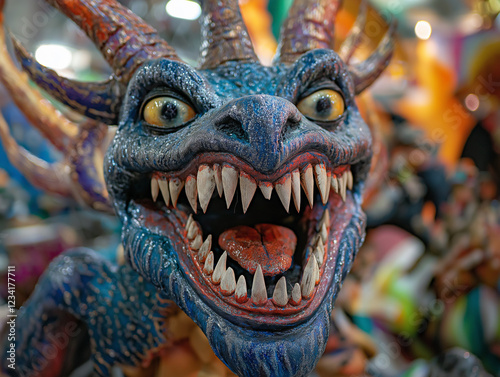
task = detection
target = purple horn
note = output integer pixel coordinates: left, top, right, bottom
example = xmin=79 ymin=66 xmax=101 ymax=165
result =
xmin=12 ymin=0 xmax=182 ymax=124
xmin=12 ymin=37 xmax=122 ymax=124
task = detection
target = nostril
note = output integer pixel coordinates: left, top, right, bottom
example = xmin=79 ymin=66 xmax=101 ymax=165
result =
xmin=287 ymin=116 xmax=301 ymax=129
xmin=281 ymin=112 xmax=302 ymax=140
xmin=215 ymin=116 xmax=249 ymax=143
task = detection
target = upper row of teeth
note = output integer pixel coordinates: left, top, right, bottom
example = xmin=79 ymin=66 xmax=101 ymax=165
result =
xmin=151 ymin=163 xmax=353 ymax=214
xmin=184 ymin=212 xmax=329 ymax=307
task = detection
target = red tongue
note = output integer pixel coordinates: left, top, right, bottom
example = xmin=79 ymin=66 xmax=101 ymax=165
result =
xmin=219 ymin=224 xmax=297 ymax=277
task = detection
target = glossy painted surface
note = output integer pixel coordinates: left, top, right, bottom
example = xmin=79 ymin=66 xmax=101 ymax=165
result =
xmin=0 ymin=0 xmax=395 ymax=376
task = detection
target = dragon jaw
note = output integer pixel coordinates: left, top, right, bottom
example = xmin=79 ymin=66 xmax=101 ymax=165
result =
xmin=105 ymin=55 xmax=371 ymax=376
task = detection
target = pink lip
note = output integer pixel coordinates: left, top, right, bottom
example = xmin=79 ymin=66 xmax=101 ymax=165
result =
xmin=134 ymin=150 xmax=357 ymax=326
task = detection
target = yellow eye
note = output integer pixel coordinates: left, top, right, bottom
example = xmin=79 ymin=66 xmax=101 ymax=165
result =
xmin=297 ymin=89 xmax=345 ymax=122
xmin=143 ymin=96 xmax=196 ymax=129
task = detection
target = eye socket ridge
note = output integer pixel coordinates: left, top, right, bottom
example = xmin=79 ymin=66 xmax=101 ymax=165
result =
xmin=140 ymin=88 xmax=198 ymax=132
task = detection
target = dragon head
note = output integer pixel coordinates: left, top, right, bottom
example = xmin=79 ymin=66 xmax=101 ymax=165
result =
xmin=0 ymin=0 xmax=394 ymax=375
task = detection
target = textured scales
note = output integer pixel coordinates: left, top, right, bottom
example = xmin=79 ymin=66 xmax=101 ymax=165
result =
xmin=0 ymin=0 xmax=394 ymax=376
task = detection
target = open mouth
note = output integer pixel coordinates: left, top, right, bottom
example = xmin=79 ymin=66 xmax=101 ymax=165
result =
xmin=126 ymin=152 xmax=360 ymax=326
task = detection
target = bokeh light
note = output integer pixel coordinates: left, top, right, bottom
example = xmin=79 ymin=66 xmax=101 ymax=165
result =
xmin=465 ymin=93 xmax=480 ymax=112
xmin=35 ymin=44 xmax=72 ymax=70
xmin=166 ymin=0 xmax=202 ymax=20
xmin=415 ymin=20 xmax=432 ymax=40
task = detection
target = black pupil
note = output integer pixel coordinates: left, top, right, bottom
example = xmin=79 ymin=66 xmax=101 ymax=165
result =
xmin=316 ymin=97 xmax=332 ymax=115
xmin=161 ymin=102 xmax=178 ymax=121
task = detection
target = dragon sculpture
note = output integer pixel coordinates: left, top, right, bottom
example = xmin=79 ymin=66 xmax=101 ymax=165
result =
xmin=0 ymin=0 xmax=395 ymax=376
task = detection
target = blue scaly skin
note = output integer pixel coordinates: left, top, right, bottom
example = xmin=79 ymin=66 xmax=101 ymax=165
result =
xmin=7 ymin=248 xmax=173 ymax=376
xmin=108 ymin=52 xmax=369 ymax=376
xmin=0 ymin=0 xmax=393 ymax=376
xmin=4 ymin=53 xmax=368 ymax=377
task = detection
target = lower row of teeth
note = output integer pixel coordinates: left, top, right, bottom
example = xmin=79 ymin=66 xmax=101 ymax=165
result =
xmin=184 ymin=210 xmax=330 ymax=308
xmin=151 ymin=163 xmax=353 ymax=214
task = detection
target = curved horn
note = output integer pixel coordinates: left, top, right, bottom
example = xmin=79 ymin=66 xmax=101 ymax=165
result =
xmin=0 ymin=25 xmax=77 ymax=151
xmin=275 ymin=0 xmax=342 ymax=64
xmin=0 ymin=0 xmax=113 ymax=211
xmin=339 ymin=0 xmax=368 ymax=64
xmin=0 ymin=113 xmax=72 ymax=197
xmin=349 ymin=20 xmax=396 ymax=94
xmin=46 ymin=0 xmax=181 ymax=82
xmin=11 ymin=37 xmax=122 ymax=124
xmin=199 ymin=0 xmax=258 ymax=69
